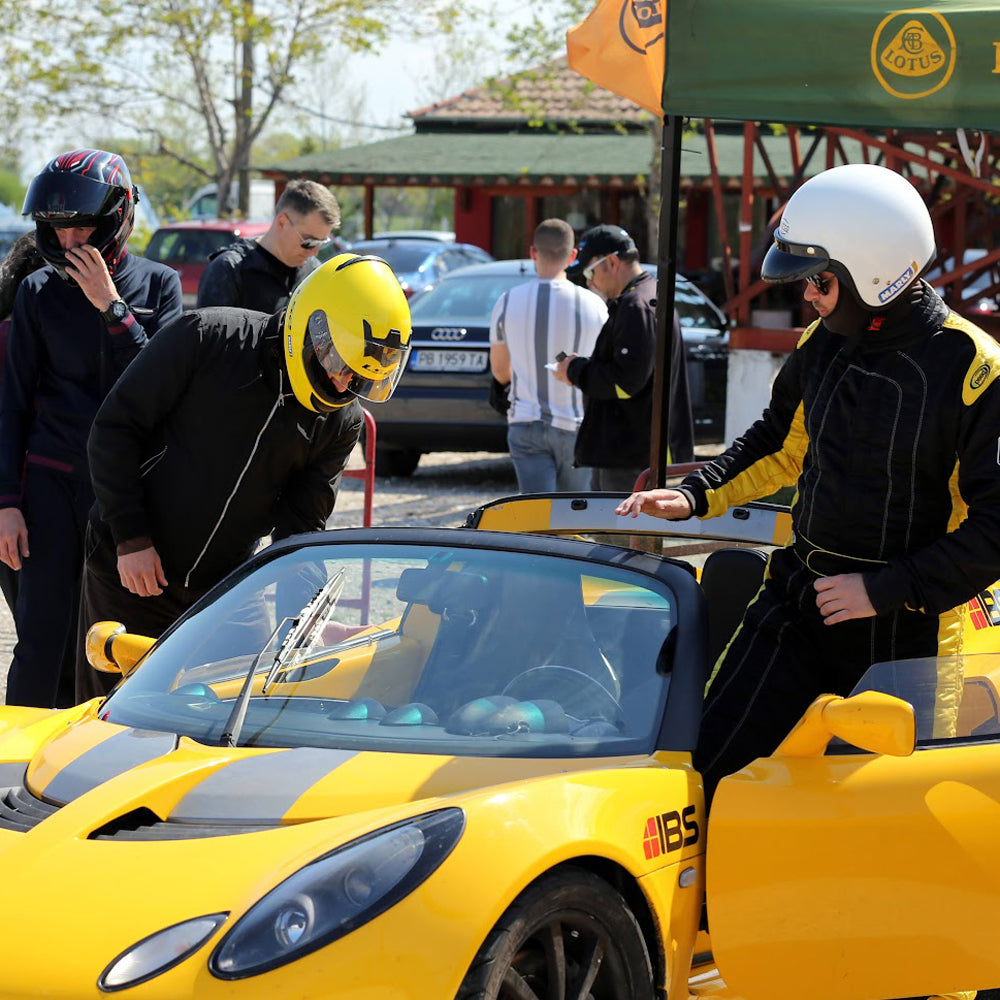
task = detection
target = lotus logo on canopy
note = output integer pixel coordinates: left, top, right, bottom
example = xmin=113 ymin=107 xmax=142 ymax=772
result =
xmin=871 ymin=9 xmax=956 ymax=100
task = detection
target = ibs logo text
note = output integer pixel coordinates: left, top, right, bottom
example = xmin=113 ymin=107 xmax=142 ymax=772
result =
xmin=871 ymin=9 xmax=956 ymax=100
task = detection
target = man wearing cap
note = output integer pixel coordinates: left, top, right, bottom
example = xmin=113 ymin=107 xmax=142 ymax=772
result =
xmin=553 ymin=223 xmax=694 ymax=490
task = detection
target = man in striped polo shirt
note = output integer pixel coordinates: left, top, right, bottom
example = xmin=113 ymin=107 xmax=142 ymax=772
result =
xmin=489 ymin=219 xmax=607 ymax=493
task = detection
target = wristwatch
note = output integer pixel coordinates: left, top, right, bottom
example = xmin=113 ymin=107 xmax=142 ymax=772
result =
xmin=101 ymin=299 xmax=129 ymax=324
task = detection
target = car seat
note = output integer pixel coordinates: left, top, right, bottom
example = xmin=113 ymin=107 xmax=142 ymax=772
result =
xmin=410 ymin=563 xmax=618 ymax=719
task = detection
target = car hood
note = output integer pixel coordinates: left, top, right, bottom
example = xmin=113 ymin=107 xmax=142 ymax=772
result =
xmin=9 ymin=712 xmax=610 ymax=832
xmin=0 ymin=707 xmax=658 ymax=988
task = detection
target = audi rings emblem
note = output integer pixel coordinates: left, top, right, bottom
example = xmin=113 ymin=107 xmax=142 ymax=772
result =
xmin=430 ymin=328 xmax=468 ymax=341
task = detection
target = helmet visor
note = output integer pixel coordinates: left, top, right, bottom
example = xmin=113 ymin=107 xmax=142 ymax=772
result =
xmin=307 ymin=310 xmax=410 ymax=404
xmin=761 ymin=239 xmax=831 ymax=285
xmin=22 ymin=171 xmax=120 ymax=221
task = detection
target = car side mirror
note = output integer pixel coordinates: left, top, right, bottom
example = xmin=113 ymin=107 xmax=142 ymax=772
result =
xmin=85 ymin=621 xmax=156 ymax=677
xmin=775 ymin=690 xmax=916 ymax=758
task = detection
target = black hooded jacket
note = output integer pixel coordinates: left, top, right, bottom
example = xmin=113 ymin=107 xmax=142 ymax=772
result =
xmin=196 ymin=236 xmax=318 ymax=313
xmin=88 ymin=307 xmax=363 ymax=590
xmin=567 ymin=270 xmax=695 ymax=468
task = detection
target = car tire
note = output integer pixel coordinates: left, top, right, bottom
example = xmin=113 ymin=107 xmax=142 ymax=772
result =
xmin=374 ymin=446 xmax=421 ymax=478
xmin=456 ymin=867 xmax=654 ymax=1000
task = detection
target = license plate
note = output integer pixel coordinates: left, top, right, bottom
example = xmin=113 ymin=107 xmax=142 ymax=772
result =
xmin=411 ymin=349 xmax=488 ymax=373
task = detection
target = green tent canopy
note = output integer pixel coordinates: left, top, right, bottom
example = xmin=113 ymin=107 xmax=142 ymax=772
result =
xmin=663 ymin=1 xmax=1000 ymax=133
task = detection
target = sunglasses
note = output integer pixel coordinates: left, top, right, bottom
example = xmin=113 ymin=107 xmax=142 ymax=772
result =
xmin=284 ymin=215 xmax=331 ymax=250
xmin=583 ymin=254 xmax=612 ymax=282
xmin=805 ymin=273 xmax=830 ymax=295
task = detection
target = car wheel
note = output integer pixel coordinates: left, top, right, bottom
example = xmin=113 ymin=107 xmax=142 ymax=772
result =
xmin=456 ymin=867 xmax=654 ymax=1000
xmin=375 ymin=446 xmax=421 ymax=477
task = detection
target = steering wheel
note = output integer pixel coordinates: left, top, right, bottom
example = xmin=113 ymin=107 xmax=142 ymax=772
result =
xmin=502 ymin=665 xmax=623 ymax=722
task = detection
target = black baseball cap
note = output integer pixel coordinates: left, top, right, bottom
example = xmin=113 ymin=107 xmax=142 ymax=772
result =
xmin=568 ymin=224 xmax=638 ymax=276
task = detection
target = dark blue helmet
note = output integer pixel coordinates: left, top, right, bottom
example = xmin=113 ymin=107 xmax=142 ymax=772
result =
xmin=22 ymin=149 xmax=138 ymax=279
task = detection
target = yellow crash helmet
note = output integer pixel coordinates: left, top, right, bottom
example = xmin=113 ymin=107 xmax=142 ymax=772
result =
xmin=283 ymin=253 xmax=412 ymax=411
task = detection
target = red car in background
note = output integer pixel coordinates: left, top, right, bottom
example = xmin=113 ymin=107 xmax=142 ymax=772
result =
xmin=143 ymin=220 xmax=271 ymax=307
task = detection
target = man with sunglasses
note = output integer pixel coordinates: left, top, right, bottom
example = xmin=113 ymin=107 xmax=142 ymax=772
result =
xmin=553 ymin=223 xmax=694 ymax=490
xmin=617 ymin=163 xmax=1000 ymax=810
xmin=197 ymin=179 xmax=340 ymax=313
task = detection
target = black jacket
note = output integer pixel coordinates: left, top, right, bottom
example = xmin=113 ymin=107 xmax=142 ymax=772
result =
xmin=680 ymin=282 xmax=1000 ymax=616
xmin=567 ymin=271 xmax=694 ymax=469
xmin=0 ymin=252 xmax=182 ymax=502
xmin=88 ymin=307 xmax=363 ymax=590
xmin=196 ymin=237 xmax=318 ymax=313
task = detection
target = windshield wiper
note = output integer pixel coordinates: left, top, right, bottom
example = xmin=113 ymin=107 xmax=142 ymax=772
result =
xmin=218 ymin=567 xmax=347 ymax=748
xmin=218 ymin=617 xmax=291 ymax=749
xmin=261 ymin=567 xmax=346 ymax=694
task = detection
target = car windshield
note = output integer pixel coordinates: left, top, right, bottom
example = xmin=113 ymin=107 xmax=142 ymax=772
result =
xmin=354 ymin=245 xmax=433 ymax=272
xmin=100 ymin=542 xmax=675 ymax=758
xmin=830 ymin=652 xmax=1000 ymax=752
xmin=675 ymin=280 xmax=726 ymax=331
xmin=145 ymin=229 xmax=237 ymax=264
xmin=410 ymin=272 xmax=534 ymax=324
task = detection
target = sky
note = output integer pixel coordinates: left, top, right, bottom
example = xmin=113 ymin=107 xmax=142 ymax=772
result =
xmin=349 ymin=4 xmax=571 ymax=132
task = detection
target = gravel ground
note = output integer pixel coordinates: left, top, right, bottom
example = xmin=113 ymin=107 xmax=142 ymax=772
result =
xmin=0 ymin=450 xmax=518 ymax=703
xmin=328 ymin=449 xmax=517 ymax=530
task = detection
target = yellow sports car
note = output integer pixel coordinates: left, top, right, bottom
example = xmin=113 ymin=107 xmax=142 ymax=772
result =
xmin=1 ymin=501 xmax=999 ymax=999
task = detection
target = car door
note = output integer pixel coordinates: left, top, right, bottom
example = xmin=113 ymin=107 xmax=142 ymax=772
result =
xmin=707 ymin=653 xmax=1000 ymax=1000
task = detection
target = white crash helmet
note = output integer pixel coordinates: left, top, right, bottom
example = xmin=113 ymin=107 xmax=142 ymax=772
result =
xmin=762 ymin=163 xmax=936 ymax=310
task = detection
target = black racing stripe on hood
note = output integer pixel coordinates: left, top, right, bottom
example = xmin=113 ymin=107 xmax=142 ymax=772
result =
xmin=41 ymin=729 xmax=179 ymax=805
xmin=168 ymin=747 xmax=358 ymax=823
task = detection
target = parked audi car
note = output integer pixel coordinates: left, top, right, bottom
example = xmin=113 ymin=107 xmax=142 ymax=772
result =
xmin=323 ymin=236 xmax=493 ymax=300
xmin=373 ymin=259 xmax=729 ymax=477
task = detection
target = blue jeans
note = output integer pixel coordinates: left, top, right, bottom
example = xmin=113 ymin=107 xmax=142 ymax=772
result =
xmin=507 ymin=420 xmax=589 ymax=494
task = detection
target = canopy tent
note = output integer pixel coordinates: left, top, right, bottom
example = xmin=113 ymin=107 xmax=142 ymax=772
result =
xmin=568 ymin=0 xmax=1000 ymax=483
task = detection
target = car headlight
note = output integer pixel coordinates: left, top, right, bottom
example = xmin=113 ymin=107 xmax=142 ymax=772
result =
xmin=210 ymin=807 xmax=465 ymax=979
xmin=99 ymin=913 xmax=228 ymax=992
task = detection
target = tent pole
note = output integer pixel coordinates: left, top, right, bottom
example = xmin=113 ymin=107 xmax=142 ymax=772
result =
xmin=649 ymin=113 xmax=682 ymax=488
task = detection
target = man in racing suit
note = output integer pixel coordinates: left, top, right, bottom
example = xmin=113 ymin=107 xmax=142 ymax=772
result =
xmin=76 ymin=253 xmax=411 ymax=701
xmin=616 ymin=163 xmax=1000 ymax=806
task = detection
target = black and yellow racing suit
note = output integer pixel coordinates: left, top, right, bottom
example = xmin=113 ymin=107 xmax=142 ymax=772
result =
xmin=679 ymin=282 xmax=1000 ymax=802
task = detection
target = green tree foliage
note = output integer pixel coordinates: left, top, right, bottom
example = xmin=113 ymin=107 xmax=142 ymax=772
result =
xmin=1 ymin=0 xmax=472 ymax=217
xmin=502 ymin=0 xmax=594 ymax=67
xmin=0 ymin=169 xmax=26 ymax=213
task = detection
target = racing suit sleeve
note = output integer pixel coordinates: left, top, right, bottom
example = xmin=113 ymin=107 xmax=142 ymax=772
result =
xmin=863 ymin=374 xmax=1000 ymax=616
xmin=678 ymin=324 xmax=815 ymax=518
xmin=270 ymin=402 xmax=365 ymax=540
xmin=105 ymin=266 xmax=183 ymax=371
xmin=0 ymin=286 xmax=39 ymax=507
xmin=88 ymin=313 xmax=203 ymax=546
xmin=196 ymin=252 xmax=240 ymax=308
xmin=567 ymin=296 xmax=652 ymax=400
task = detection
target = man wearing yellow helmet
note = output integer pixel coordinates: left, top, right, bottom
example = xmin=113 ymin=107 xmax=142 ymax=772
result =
xmin=75 ymin=253 xmax=411 ymax=701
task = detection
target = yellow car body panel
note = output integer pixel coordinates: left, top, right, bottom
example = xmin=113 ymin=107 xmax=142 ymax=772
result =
xmin=708 ymin=744 xmax=1000 ymax=999
xmin=11 ymin=516 xmax=1000 ymax=999
xmin=0 ymin=701 xmax=705 ymax=998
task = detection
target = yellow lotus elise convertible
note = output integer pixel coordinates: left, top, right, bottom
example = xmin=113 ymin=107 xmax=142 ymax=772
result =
xmin=0 ymin=496 xmax=997 ymax=999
